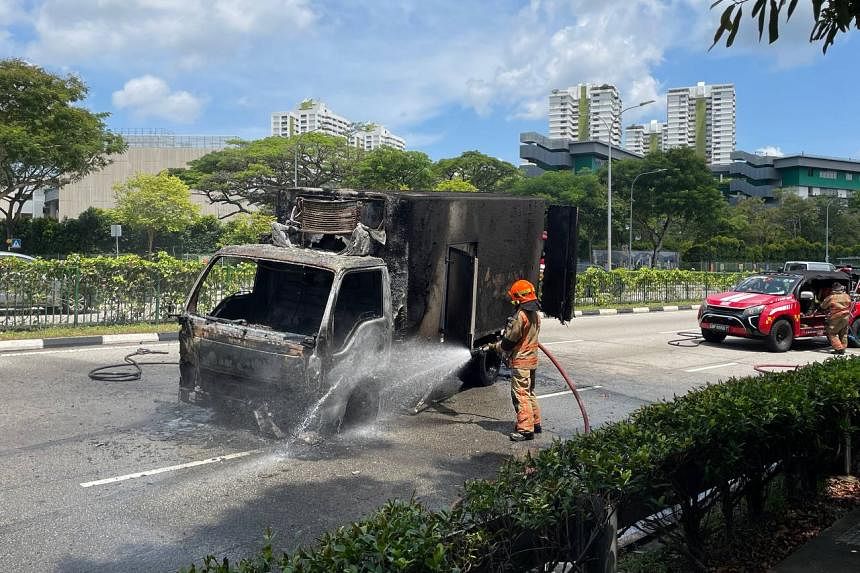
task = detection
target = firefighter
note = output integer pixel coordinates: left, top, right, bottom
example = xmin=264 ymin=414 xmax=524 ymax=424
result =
xmin=489 ymin=279 xmax=542 ymax=442
xmin=820 ymin=282 xmax=852 ymax=354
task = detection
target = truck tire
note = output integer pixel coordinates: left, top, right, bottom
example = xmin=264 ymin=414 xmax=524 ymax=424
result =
xmin=766 ymin=319 xmax=794 ymax=352
xmin=342 ymin=381 xmax=381 ymax=429
xmin=472 ymin=348 xmax=501 ymax=387
xmin=849 ymin=321 xmax=860 ymax=348
xmin=701 ymin=329 xmax=726 ymax=343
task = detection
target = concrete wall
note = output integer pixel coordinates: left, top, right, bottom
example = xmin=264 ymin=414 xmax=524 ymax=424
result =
xmin=59 ymin=147 xmax=238 ymax=220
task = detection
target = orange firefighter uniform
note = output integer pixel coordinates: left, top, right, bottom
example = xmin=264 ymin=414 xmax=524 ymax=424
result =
xmin=491 ymin=279 xmax=542 ymax=441
xmin=820 ymin=282 xmax=852 ymax=354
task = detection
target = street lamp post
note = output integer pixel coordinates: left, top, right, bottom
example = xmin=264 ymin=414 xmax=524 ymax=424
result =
xmin=601 ymin=99 xmax=655 ymax=271
xmin=628 ymin=168 xmax=668 ymax=268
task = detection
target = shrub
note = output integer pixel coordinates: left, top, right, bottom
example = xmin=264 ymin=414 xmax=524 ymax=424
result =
xmin=182 ymin=357 xmax=860 ymax=571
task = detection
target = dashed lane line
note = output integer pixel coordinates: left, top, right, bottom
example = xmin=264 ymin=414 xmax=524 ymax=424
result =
xmin=540 ymin=339 xmax=584 ymax=346
xmin=80 ymin=449 xmax=263 ymax=488
xmin=537 ymin=386 xmax=603 ymax=400
xmin=684 ymin=362 xmax=738 ymax=373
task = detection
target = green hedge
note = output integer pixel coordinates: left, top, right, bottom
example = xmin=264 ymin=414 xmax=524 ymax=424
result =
xmin=183 ymin=357 xmax=860 ymax=571
xmin=575 ymin=267 xmax=748 ymax=307
xmin=0 ymin=253 xmax=257 ymax=329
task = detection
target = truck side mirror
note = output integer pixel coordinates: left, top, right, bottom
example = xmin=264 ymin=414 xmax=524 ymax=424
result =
xmin=800 ymin=291 xmax=814 ymax=301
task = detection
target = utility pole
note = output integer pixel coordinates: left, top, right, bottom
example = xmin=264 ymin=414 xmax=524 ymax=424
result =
xmin=599 ymin=100 xmax=655 ymax=270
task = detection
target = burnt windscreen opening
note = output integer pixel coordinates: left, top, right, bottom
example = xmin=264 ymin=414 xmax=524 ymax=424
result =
xmin=193 ymin=257 xmax=334 ymax=336
xmin=332 ymin=270 xmax=383 ymax=350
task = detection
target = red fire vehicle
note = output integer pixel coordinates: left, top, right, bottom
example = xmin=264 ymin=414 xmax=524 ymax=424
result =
xmin=698 ymin=270 xmax=860 ymax=352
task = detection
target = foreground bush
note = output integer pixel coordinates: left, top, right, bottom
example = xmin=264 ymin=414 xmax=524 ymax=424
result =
xmin=182 ymin=357 xmax=860 ymax=572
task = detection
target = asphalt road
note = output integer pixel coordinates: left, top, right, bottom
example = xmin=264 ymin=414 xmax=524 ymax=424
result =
xmin=0 ymin=311 xmax=847 ymax=572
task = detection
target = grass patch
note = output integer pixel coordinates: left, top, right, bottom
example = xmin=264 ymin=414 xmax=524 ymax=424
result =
xmin=0 ymin=322 xmax=178 ymax=341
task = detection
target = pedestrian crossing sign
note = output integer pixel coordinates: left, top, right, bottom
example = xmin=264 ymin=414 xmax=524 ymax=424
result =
xmin=10 ymin=238 xmax=22 ymax=250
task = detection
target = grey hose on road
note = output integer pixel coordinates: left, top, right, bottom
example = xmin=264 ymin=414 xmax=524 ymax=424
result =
xmin=88 ymin=348 xmax=177 ymax=382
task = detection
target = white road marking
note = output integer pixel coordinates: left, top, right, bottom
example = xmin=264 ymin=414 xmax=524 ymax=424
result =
xmin=537 ymin=386 xmax=603 ymax=399
xmin=541 ymin=339 xmax=584 ymax=346
xmin=0 ymin=341 xmax=174 ymax=358
xmin=684 ymin=362 xmax=738 ymax=373
xmin=80 ymin=449 xmax=262 ymax=488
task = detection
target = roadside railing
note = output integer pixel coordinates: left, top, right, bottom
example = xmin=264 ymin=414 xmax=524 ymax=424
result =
xmin=574 ymin=268 xmax=750 ymax=308
xmin=2 ymin=255 xmax=753 ymax=331
xmin=0 ymin=254 xmax=261 ymax=331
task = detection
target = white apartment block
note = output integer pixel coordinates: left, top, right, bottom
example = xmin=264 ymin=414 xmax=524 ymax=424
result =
xmin=270 ymin=99 xmax=405 ymax=150
xmin=624 ymin=120 xmax=667 ymax=155
xmin=549 ymin=84 xmax=621 ymax=146
xmin=352 ymin=125 xmax=406 ymax=151
xmin=666 ymin=82 xmax=735 ymax=165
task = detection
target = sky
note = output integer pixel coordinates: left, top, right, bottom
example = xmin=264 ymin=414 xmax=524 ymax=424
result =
xmin=1 ymin=0 xmax=858 ymax=165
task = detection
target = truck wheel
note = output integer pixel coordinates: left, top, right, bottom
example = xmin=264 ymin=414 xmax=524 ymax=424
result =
xmin=342 ymin=381 xmax=381 ymax=429
xmin=472 ymin=348 xmax=501 ymax=387
xmin=701 ymin=329 xmax=726 ymax=343
xmin=766 ymin=319 xmax=794 ymax=352
xmin=849 ymin=321 xmax=860 ymax=348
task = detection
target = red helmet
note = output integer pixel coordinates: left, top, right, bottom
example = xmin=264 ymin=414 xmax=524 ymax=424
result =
xmin=508 ymin=279 xmax=537 ymax=304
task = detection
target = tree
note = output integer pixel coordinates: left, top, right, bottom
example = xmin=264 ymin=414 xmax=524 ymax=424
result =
xmin=177 ymin=134 xmax=359 ymax=215
xmin=433 ymin=151 xmax=522 ymax=192
xmin=611 ymin=148 xmax=727 ymax=267
xmin=218 ymin=212 xmax=276 ymax=247
xmin=113 ymin=172 xmax=200 ymax=254
xmin=711 ymin=0 xmax=860 ymax=53
xmin=349 ymin=147 xmax=435 ymax=190
xmin=511 ymin=170 xmax=606 ymax=261
xmin=433 ymin=177 xmax=478 ymax=193
xmin=0 ymin=59 xmax=126 ymax=244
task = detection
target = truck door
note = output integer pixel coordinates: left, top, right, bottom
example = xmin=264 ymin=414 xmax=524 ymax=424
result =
xmin=542 ymin=206 xmax=578 ymax=323
xmin=443 ymin=245 xmax=478 ymax=348
xmin=329 ymin=268 xmax=392 ymax=371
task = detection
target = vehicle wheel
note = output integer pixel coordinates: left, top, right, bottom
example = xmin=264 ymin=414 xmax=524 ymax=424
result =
xmin=849 ymin=321 xmax=860 ymax=348
xmin=342 ymin=380 xmax=381 ymax=429
xmin=766 ymin=319 xmax=794 ymax=352
xmin=470 ymin=347 xmax=501 ymax=387
xmin=701 ymin=329 xmax=726 ymax=343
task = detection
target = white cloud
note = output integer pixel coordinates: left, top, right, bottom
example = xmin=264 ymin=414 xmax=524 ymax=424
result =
xmin=24 ymin=0 xmax=317 ymax=68
xmin=112 ymin=75 xmax=203 ymax=123
xmin=756 ymin=146 xmax=785 ymax=157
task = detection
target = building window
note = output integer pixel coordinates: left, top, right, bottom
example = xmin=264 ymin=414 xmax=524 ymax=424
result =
xmin=808 ymin=168 xmax=814 ymax=176
xmin=820 ymin=170 xmax=837 ymax=179
xmin=847 ymin=173 xmax=854 ymax=181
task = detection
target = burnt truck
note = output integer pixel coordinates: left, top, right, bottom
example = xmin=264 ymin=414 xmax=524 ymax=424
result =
xmin=178 ymin=188 xmax=577 ymax=433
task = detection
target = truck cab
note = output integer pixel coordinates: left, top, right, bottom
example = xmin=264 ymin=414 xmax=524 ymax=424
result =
xmin=179 ymin=246 xmax=393 ymax=433
xmin=698 ymin=270 xmax=859 ymax=352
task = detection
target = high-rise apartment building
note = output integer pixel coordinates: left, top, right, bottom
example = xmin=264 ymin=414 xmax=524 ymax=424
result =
xmin=666 ymin=82 xmax=735 ymax=165
xmin=548 ymin=84 xmax=621 ymax=146
xmin=624 ymin=120 xmax=667 ymax=155
xmin=352 ymin=125 xmax=406 ymax=151
xmin=270 ymin=99 xmax=406 ymax=150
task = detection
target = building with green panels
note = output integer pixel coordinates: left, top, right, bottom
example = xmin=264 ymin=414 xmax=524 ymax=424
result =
xmin=519 ymin=132 xmax=642 ymax=176
xmin=711 ymin=151 xmax=860 ymax=204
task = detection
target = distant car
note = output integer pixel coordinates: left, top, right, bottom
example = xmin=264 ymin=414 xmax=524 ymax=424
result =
xmin=783 ymin=261 xmax=836 ymax=272
xmin=0 ymin=251 xmax=36 ymax=262
xmin=0 ymin=252 xmax=67 ymax=311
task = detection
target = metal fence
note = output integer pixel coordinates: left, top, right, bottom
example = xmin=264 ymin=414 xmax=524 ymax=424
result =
xmin=0 ymin=259 xmax=255 ymax=331
xmin=2 ymin=260 xmax=750 ymax=330
xmin=574 ymin=271 xmax=747 ymax=308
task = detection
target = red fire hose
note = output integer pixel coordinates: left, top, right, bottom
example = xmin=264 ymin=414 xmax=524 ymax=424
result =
xmin=538 ymin=342 xmax=591 ymax=434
